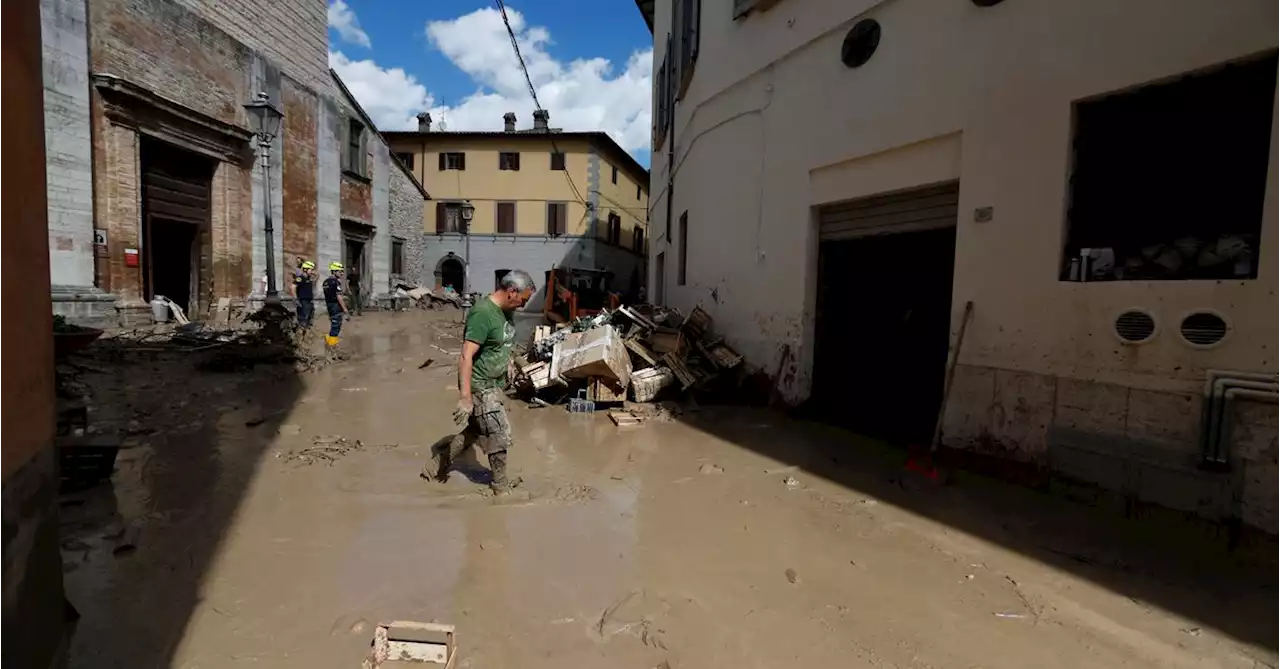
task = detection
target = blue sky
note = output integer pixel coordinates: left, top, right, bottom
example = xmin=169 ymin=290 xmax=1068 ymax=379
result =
xmin=327 ymin=0 xmax=654 ymax=167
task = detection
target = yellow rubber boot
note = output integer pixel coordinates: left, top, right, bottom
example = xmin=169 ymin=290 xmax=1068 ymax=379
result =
xmin=324 ymin=335 xmax=339 ymax=348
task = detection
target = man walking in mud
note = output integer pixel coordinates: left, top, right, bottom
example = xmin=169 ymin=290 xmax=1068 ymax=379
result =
xmin=430 ymin=270 xmax=535 ymax=494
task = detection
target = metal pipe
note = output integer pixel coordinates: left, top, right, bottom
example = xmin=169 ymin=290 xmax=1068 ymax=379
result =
xmin=1199 ymin=370 xmax=1277 ymax=463
xmin=1204 ymin=378 xmax=1278 ymax=466
xmin=1215 ymin=387 xmax=1280 ymax=467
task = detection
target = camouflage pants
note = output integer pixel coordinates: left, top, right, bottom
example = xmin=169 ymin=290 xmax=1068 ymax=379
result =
xmin=434 ymin=388 xmax=513 ymax=486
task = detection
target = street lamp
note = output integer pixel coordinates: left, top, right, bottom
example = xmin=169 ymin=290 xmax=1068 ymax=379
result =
xmin=460 ymin=200 xmax=475 ymax=295
xmin=244 ymin=91 xmax=284 ymax=308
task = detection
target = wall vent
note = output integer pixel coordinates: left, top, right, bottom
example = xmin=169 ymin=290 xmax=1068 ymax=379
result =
xmin=1180 ymin=312 xmax=1228 ymax=347
xmin=1114 ymin=310 xmax=1156 ymax=343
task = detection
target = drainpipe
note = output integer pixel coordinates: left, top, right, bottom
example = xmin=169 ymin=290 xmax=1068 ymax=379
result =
xmin=1217 ymin=388 xmax=1280 ymax=464
xmin=1200 ymin=371 xmax=1278 ymax=468
xmin=663 ymin=82 xmax=675 ymax=307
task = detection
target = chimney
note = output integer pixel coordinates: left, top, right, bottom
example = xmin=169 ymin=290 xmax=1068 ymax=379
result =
xmin=532 ymin=109 xmax=549 ymax=131
xmin=503 ymin=112 xmax=517 ymax=133
xmin=416 ymin=112 xmax=432 ymax=132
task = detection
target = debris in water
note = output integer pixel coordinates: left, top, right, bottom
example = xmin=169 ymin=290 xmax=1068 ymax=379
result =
xmin=994 ymin=613 xmax=1027 ymax=619
xmin=418 ymin=358 xmax=435 ymax=369
xmin=698 ymin=463 xmax=723 ymax=475
xmin=1181 ymin=627 xmax=1202 ymax=637
xmin=785 ymin=568 xmax=798 ymax=584
xmin=783 ymin=476 xmax=800 ymax=489
xmin=283 ymin=435 xmax=396 ymax=466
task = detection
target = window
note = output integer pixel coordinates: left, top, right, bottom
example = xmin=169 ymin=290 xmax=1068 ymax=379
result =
xmin=611 ymin=165 xmax=618 ymax=184
xmin=496 ymin=202 xmax=516 ymax=234
xmin=546 ymin=202 xmax=567 ymax=236
xmin=394 ymin=152 xmax=415 ymax=170
xmin=499 ymin=152 xmax=521 ymax=171
xmin=391 ymin=237 xmax=405 ymax=275
xmin=1063 ymin=54 xmax=1275 ymax=281
xmin=654 ymin=45 xmax=671 ymax=150
xmin=344 ymin=118 xmax=366 ymax=176
xmin=637 ymin=184 xmax=643 ymax=201
xmin=435 ymin=202 xmax=464 ymax=233
xmin=632 ymin=227 xmax=646 ymax=255
xmin=673 ymin=0 xmax=701 ymax=99
xmin=550 ymin=151 xmax=566 ymax=171
xmin=606 ymin=212 xmax=622 ymax=244
xmin=438 ymin=152 xmax=466 ymax=170
xmin=677 ymin=210 xmax=688 ymax=285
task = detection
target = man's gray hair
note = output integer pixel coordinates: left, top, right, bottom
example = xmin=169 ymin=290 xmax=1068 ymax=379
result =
xmin=499 ymin=269 xmax=535 ymax=292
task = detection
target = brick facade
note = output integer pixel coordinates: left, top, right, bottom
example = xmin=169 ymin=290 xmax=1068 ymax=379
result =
xmin=44 ymin=0 xmax=428 ymax=323
xmin=281 ymin=79 xmax=318 ymax=265
xmin=339 ymin=176 xmax=372 ymax=223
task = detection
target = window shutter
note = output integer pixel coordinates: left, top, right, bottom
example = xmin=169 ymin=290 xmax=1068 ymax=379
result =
xmin=558 ymin=203 xmax=568 ymax=235
xmin=438 ymin=153 xmax=446 ymax=171
xmin=458 ymin=153 xmax=466 ymax=171
xmin=513 ymin=153 xmax=520 ymax=170
xmin=340 ymin=120 xmax=351 ymax=171
xmin=688 ymin=0 xmax=701 ymax=64
xmin=546 ymin=203 xmax=554 ymax=235
xmin=358 ymin=128 xmax=368 ymax=176
xmin=436 ymin=202 xmax=447 ymax=233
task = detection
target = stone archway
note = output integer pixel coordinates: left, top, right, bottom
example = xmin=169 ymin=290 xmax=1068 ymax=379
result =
xmin=434 ymin=252 xmax=465 ymax=292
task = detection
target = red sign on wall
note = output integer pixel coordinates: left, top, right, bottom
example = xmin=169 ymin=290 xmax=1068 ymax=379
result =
xmin=124 ymin=248 xmax=139 ymax=268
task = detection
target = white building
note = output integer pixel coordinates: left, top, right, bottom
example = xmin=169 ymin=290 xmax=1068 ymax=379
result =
xmin=636 ymin=0 xmax=1278 ymax=532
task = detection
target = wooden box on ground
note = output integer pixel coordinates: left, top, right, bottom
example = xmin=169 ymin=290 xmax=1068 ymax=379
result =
xmin=588 ymin=377 xmax=627 ymax=404
xmin=549 ymin=325 xmax=632 ymax=387
xmin=362 ymin=621 xmax=456 ymax=668
xmin=630 ymin=367 xmax=675 ymax=402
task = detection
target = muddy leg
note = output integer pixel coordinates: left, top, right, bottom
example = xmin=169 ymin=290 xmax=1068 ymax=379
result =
xmin=487 ymin=450 xmax=509 ymax=491
xmin=425 ymin=432 xmax=470 ymax=482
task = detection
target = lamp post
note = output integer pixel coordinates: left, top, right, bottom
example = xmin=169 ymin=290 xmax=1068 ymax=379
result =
xmin=243 ymin=91 xmax=284 ymax=309
xmin=460 ymin=199 xmax=475 ymax=294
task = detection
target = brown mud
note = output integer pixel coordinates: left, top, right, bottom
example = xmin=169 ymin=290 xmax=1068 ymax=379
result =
xmin=58 ymin=311 xmax=1276 ymax=669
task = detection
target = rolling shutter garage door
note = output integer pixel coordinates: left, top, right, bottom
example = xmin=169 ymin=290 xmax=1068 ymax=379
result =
xmin=143 ymin=159 xmax=211 ymax=225
xmin=819 ymin=181 xmax=959 ymax=241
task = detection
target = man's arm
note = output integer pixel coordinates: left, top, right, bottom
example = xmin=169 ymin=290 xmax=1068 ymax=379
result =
xmin=458 ymin=340 xmax=480 ymax=401
xmin=338 ymin=293 xmax=348 ymax=314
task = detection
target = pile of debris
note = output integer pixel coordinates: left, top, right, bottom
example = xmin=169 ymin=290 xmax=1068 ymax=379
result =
xmin=515 ymin=304 xmax=746 ymax=426
xmin=389 ymin=283 xmax=465 ymax=310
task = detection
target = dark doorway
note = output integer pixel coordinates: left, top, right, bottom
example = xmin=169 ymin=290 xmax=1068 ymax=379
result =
xmin=141 ymin=138 xmax=213 ymax=315
xmin=147 ymin=221 xmax=198 ymax=312
xmin=811 ymin=225 xmax=957 ymax=444
xmin=341 ymin=220 xmax=373 ymax=312
xmin=441 ymin=258 xmax=465 ymax=292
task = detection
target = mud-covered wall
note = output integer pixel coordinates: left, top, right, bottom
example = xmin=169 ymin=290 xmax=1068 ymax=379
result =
xmin=3 ymin=1 xmax=69 ymax=666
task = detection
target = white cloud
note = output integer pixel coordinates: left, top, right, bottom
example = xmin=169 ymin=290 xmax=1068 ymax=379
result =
xmin=329 ymin=52 xmax=433 ymax=132
xmin=327 ymin=0 xmax=371 ymax=48
xmin=329 ymin=6 xmax=652 ymax=158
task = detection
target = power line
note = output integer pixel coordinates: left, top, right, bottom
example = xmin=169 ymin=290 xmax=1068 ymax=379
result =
xmin=494 ymin=0 xmax=587 ymax=208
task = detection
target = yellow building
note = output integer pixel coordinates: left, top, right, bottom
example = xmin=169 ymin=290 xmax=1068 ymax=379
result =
xmin=384 ymin=111 xmax=650 ymax=298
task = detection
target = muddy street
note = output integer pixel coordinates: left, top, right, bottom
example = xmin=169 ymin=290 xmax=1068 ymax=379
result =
xmin=57 ymin=311 xmax=1275 ymax=669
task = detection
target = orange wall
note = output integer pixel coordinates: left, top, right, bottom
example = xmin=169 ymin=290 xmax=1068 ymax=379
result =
xmin=2 ymin=0 xmax=55 ymax=479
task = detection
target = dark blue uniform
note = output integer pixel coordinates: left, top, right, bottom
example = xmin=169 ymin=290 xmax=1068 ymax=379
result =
xmin=323 ymin=276 xmax=344 ymax=337
xmin=293 ymin=270 xmax=315 ymax=328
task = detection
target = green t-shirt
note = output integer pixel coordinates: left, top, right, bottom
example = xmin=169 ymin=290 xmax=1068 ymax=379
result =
xmin=464 ymin=297 xmax=515 ymax=391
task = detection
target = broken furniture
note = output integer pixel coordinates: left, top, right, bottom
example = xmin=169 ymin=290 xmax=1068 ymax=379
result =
xmin=362 ymin=621 xmax=456 ymax=668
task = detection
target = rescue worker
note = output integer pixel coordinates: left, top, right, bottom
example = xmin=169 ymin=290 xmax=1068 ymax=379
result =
xmin=323 ymin=262 xmax=349 ymax=350
xmin=429 ymin=270 xmax=535 ymax=494
xmin=291 ymin=260 xmax=317 ymax=329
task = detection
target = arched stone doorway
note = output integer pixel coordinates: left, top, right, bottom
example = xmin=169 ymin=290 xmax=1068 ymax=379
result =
xmin=435 ymin=252 xmax=465 ymax=292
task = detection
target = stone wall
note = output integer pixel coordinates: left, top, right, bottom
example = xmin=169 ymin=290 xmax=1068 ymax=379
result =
xmin=41 ymin=0 xmax=95 ymax=290
xmin=388 ymin=158 xmax=427 ymax=289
